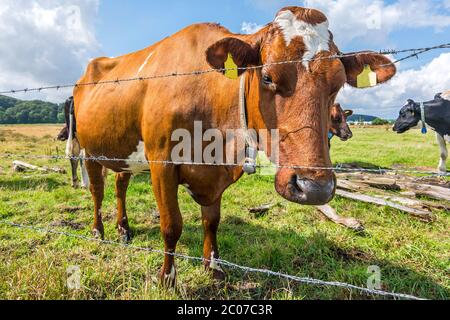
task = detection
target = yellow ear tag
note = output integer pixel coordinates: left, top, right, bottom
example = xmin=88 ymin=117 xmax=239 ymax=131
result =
xmin=224 ymin=53 xmax=239 ymax=80
xmin=357 ymin=64 xmax=377 ymax=88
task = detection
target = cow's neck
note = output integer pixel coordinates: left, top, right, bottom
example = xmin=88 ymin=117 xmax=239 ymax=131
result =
xmin=423 ymin=99 xmax=450 ymax=136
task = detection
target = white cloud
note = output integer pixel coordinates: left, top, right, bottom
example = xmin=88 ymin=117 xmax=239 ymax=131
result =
xmin=0 ymin=0 xmax=101 ymax=102
xmin=241 ymin=22 xmax=264 ymax=34
xmin=337 ymin=53 xmax=450 ymax=118
xmin=303 ymin=0 xmax=450 ymax=45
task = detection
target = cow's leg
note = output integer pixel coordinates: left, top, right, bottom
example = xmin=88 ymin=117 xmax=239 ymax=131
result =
xmin=79 ymin=149 xmax=90 ymax=189
xmin=150 ymin=165 xmax=182 ymax=287
xmin=437 ymin=133 xmax=448 ymax=174
xmin=201 ymin=196 xmax=225 ymax=280
xmin=115 ymin=172 xmax=132 ymax=243
xmin=70 ymin=158 xmax=80 ymax=188
xmin=85 ymin=158 xmax=105 ymax=239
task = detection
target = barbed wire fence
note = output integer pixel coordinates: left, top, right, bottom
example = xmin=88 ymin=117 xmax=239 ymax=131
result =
xmin=0 ymin=220 xmax=425 ymax=300
xmin=0 ymin=43 xmax=449 ymax=95
xmin=1 ymin=153 xmax=450 ymax=176
xmin=0 ymin=42 xmax=449 ymax=301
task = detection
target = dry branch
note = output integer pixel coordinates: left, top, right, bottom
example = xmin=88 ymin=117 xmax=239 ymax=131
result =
xmin=336 ymin=189 xmax=435 ymax=222
xmin=12 ymin=160 xmax=66 ymax=174
xmin=316 ymin=205 xmax=365 ymax=232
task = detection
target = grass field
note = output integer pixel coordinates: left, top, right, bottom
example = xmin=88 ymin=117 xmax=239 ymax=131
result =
xmin=0 ymin=124 xmax=448 ymax=300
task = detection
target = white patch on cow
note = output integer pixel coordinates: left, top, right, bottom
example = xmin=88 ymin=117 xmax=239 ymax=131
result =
xmin=80 ymin=149 xmax=90 ymax=188
xmin=65 ymin=113 xmax=74 ymax=157
xmin=274 ymin=10 xmax=330 ymax=69
xmin=164 ymin=265 xmax=176 ymax=282
xmin=136 ymin=51 xmax=154 ymax=76
xmin=209 ymin=251 xmax=224 ymax=273
xmin=436 ymin=133 xmax=448 ymax=173
xmin=123 ymin=141 xmax=149 ymax=173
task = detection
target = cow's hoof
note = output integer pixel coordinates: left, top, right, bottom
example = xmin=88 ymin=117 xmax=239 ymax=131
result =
xmin=118 ymin=229 xmax=132 ymax=243
xmin=204 ymin=260 xmax=226 ymax=281
xmin=117 ymin=225 xmax=131 ymax=243
xmin=159 ymin=266 xmax=177 ymax=288
xmin=211 ymin=268 xmax=226 ymax=281
xmin=92 ymin=228 xmax=104 ymax=240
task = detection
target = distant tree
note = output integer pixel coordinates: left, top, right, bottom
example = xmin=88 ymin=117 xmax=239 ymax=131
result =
xmin=372 ymin=118 xmax=390 ymax=126
xmin=0 ymin=95 xmax=65 ymax=124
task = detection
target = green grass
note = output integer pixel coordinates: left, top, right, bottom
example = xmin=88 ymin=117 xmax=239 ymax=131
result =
xmin=0 ymin=125 xmax=448 ymax=300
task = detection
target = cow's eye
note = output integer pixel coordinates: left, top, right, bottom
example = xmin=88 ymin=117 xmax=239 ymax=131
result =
xmin=262 ymin=75 xmax=273 ymax=85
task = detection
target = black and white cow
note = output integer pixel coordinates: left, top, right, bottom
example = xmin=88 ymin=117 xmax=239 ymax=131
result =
xmin=57 ymin=97 xmax=90 ymax=188
xmin=393 ymin=91 xmax=450 ymax=174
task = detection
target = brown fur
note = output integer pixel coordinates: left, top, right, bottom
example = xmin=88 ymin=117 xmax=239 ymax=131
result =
xmin=73 ymin=6 xmax=396 ymax=285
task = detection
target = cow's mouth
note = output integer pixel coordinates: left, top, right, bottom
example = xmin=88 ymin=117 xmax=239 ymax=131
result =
xmin=277 ymin=173 xmax=336 ymax=205
xmin=393 ymin=125 xmax=408 ymax=134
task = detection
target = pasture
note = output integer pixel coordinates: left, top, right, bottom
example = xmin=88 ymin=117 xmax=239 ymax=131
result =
xmin=0 ymin=124 xmax=448 ymax=300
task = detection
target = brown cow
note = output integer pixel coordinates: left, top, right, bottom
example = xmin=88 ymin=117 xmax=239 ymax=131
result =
xmin=329 ymin=103 xmax=353 ymax=143
xmin=73 ymin=6 xmax=396 ymax=285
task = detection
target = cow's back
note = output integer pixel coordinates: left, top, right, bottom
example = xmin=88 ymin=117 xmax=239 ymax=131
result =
xmin=74 ymin=23 xmax=241 ymax=172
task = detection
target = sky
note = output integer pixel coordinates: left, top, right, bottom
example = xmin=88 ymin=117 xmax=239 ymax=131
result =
xmin=0 ymin=0 xmax=449 ymax=118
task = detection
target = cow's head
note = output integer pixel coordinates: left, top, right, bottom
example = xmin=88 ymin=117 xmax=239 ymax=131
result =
xmin=393 ymin=99 xmax=421 ymax=134
xmin=330 ymin=103 xmax=353 ymax=141
xmin=206 ymin=6 xmax=396 ymax=205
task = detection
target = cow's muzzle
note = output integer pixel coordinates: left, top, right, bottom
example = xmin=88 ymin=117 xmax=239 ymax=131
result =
xmin=277 ymin=173 xmax=336 ymax=205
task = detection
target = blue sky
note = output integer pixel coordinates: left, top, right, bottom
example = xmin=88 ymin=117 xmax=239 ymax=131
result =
xmin=95 ymin=0 xmax=448 ymax=69
xmin=0 ymin=0 xmax=449 ymax=118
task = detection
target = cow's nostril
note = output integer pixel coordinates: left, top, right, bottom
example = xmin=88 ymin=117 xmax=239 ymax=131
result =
xmin=294 ymin=175 xmax=336 ymax=205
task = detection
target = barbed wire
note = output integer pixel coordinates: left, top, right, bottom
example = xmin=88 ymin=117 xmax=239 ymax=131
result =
xmin=0 ymin=43 xmax=449 ymax=95
xmin=0 ymin=220 xmax=425 ymax=300
xmin=2 ymin=153 xmax=449 ymax=177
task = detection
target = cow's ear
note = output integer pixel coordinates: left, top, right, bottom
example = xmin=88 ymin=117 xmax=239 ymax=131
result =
xmin=206 ymin=38 xmax=260 ymax=76
xmin=345 ymin=110 xmax=353 ymax=117
xmin=340 ymin=52 xmax=397 ymax=88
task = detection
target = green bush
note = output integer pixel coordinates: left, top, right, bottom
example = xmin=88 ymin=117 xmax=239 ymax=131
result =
xmin=0 ymin=95 xmax=65 ymax=124
xmin=372 ymin=118 xmax=390 ymax=125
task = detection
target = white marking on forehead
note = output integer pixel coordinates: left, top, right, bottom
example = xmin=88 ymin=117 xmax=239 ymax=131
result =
xmin=136 ymin=51 xmax=154 ymax=76
xmin=442 ymin=90 xmax=450 ymax=101
xmin=274 ymin=10 xmax=330 ymax=69
xmin=123 ymin=141 xmax=149 ymax=173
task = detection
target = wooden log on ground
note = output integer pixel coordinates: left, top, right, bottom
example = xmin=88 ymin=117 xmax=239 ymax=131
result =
xmin=399 ymin=183 xmax=450 ymax=202
xmin=336 ymin=190 xmax=435 ymax=222
xmin=317 ymin=205 xmax=365 ymax=232
xmin=12 ymin=161 xmax=66 ymax=174
xmin=338 ymin=179 xmax=447 ymax=211
xmin=249 ymin=203 xmax=276 ymax=217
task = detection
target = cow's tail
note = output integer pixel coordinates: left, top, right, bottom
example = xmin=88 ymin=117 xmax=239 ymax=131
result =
xmin=65 ymin=98 xmax=75 ymax=157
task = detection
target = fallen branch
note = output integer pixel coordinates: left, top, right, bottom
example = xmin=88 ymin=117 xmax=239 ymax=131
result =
xmin=12 ymin=160 xmax=66 ymax=174
xmin=249 ymin=203 xmax=277 ymax=217
xmin=400 ymin=183 xmax=450 ymax=202
xmin=316 ymin=205 xmax=365 ymax=232
xmin=336 ymin=190 xmax=435 ymax=222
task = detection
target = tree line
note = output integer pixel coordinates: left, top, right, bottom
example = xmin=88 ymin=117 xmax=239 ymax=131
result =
xmin=0 ymin=95 xmax=65 ymax=124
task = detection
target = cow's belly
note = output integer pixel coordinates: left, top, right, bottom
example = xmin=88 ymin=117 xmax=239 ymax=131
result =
xmin=120 ymin=141 xmax=150 ymax=173
xmin=81 ymin=138 xmax=150 ymax=174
